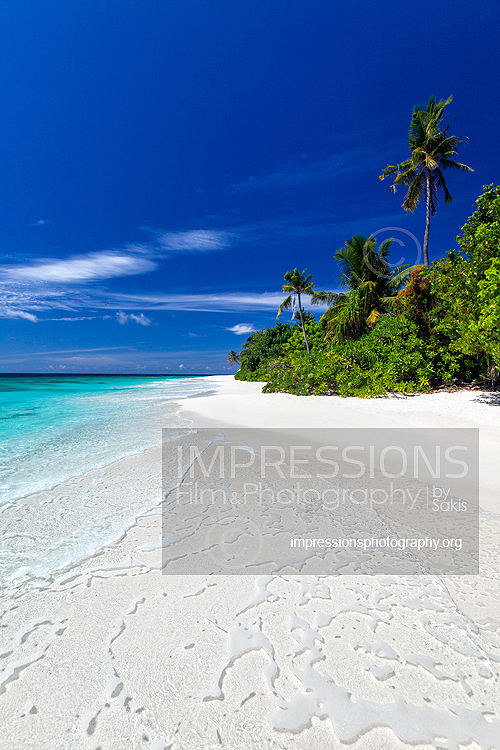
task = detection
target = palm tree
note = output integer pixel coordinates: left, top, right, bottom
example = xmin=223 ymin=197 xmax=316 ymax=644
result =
xmin=226 ymin=350 xmax=240 ymax=366
xmin=277 ymin=268 xmax=316 ymax=354
xmin=380 ymin=95 xmax=473 ymax=266
xmin=321 ymin=234 xmax=409 ymax=341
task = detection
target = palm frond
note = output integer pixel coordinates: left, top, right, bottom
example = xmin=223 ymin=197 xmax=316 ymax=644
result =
xmin=366 ymin=308 xmax=381 ymax=326
xmin=276 ymin=295 xmax=292 ymax=319
xmin=310 ymin=291 xmax=340 ymax=306
xmin=439 ymin=158 xmax=474 ymax=173
xmin=382 ymin=94 xmax=470 ymax=254
xmin=435 ymin=133 xmax=465 ymax=154
xmin=379 ymin=164 xmax=399 ymax=180
xmin=376 ymin=237 xmax=394 ymax=265
xmin=434 ymin=168 xmax=452 ymax=204
xmin=388 ymin=264 xmax=413 ymax=291
xmin=402 ymin=171 xmax=425 ymax=211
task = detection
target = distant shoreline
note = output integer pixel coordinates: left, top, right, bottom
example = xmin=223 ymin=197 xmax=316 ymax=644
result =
xmin=0 ymin=372 xmax=228 ymax=377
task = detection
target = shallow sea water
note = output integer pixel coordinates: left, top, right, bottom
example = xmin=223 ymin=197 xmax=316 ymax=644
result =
xmin=0 ymin=374 xmax=215 ymax=582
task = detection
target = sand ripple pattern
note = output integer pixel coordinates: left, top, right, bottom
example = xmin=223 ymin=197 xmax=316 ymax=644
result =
xmin=0 ymin=467 xmax=499 ymax=748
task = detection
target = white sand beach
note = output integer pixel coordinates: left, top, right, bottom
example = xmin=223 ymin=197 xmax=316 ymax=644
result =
xmin=183 ymin=377 xmax=500 ymax=515
xmin=1 ymin=376 xmax=500 ymax=749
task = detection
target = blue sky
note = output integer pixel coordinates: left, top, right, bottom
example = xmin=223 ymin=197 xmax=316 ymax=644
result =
xmin=1 ymin=0 xmax=499 ymax=373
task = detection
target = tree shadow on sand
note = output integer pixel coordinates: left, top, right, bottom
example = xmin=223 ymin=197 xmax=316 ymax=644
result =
xmin=472 ymin=392 xmax=500 ymax=406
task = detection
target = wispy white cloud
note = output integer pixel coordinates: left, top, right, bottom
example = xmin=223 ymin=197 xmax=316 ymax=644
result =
xmin=0 ymin=279 xmax=336 ymax=319
xmin=227 ymin=323 xmax=255 ymax=335
xmin=101 ymin=291 xmax=333 ymax=313
xmin=29 ymin=219 xmax=48 ymax=226
xmin=0 ymin=285 xmax=304 ymax=318
xmin=1 ymin=345 xmax=135 ymax=358
xmin=115 ymin=311 xmax=152 ymax=326
xmin=0 ymin=283 xmax=89 ymax=313
xmin=48 ymin=316 xmax=97 ymax=321
xmin=0 ymin=308 xmax=38 ymax=322
xmin=101 ymin=292 xmax=289 ymax=313
xmin=234 ymin=155 xmax=343 ymax=191
xmin=156 ymin=229 xmax=232 ymax=253
xmin=3 ymin=228 xmax=231 ymax=292
xmin=130 ymin=313 xmax=151 ymax=326
xmin=4 ymin=251 xmax=156 ymax=283
xmin=234 ymin=140 xmax=394 ymax=192
xmin=1 ymin=216 xmax=368 ymax=324
xmin=2 ymin=211 xmax=406 ymax=328
xmin=0 ymin=227 xmax=234 ymax=324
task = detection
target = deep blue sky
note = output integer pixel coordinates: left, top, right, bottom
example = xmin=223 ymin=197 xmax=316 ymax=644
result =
xmin=1 ymin=0 xmax=499 ymax=373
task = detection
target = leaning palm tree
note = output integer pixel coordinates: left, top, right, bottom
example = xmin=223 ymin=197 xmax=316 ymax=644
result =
xmin=321 ymin=234 xmax=409 ymax=341
xmin=226 ymin=350 xmax=240 ymax=366
xmin=277 ymin=268 xmax=316 ymax=353
xmin=380 ymin=95 xmax=473 ymax=266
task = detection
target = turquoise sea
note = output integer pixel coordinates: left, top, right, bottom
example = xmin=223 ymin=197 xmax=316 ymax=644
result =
xmin=0 ymin=375 xmax=216 ymax=583
xmin=0 ymin=374 xmax=213 ymax=503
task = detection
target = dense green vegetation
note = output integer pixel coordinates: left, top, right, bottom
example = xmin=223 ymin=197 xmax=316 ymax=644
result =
xmin=229 ymin=99 xmax=498 ymax=397
xmin=233 ymin=183 xmax=500 ymax=397
xmin=321 ymin=234 xmax=409 ymax=341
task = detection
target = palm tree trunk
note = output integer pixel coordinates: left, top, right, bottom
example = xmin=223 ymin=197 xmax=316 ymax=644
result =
xmin=297 ymin=293 xmax=311 ymax=354
xmin=423 ymin=169 xmax=431 ymax=266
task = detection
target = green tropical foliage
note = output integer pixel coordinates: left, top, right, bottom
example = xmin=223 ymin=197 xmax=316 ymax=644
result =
xmin=277 ymin=268 xmax=319 ymax=354
xmin=380 ymin=95 xmax=473 ymax=265
xmin=411 ymin=184 xmax=500 ymax=383
xmin=455 ymin=183 xmax=500 ymax=270
xmin=235 ymin=183 xmax=500 ymax=397
xmin=322 ymin=234 xmax=409 ymax=341
xmin=263 ymin=317 xmax=432 ymax=397
xmin=478 ymin=259 xmax=500 ymax=376
xmin=230 ymin=88 xmax=499 ymax=400
xmin=234 ymin=321 xmax=296 ymax=380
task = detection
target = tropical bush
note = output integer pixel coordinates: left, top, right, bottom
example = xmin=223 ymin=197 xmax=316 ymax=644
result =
xmin=235 ymin=184 xmax=500 ymax=396
xmin=423 ymin=184 xmax=500 ymax=379
xmin=322 ymin=234 xmax=409 ymax=342
xmin=234 ymin=322 xmax=295 ymax=381
xmin=263 ymin=317 xmax=432 ymax=397
xmin=282 ymin=317 xmax=327 ymax=356
xmin=456 ymin=183 xmax=500 ymax=269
